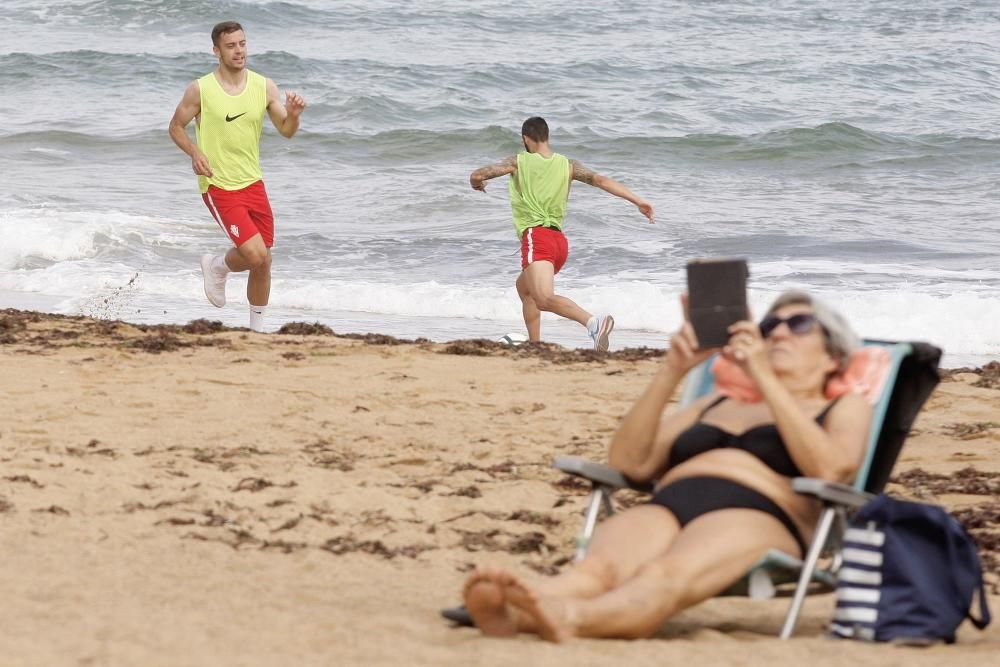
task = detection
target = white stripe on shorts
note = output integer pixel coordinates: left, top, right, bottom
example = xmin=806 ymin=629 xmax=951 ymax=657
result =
xmin=527 ymin=227 xmax=534 ymax=264
xmin=204 ymin=191 xmax=228 ymax=237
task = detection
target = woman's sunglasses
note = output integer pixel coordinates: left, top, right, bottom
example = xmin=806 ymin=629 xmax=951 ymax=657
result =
xmin=759 ymin=313 xmax=820 ymax=338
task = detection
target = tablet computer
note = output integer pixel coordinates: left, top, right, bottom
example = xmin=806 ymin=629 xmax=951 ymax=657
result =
xmin=686 ymin=258 xmax=749 ymax=348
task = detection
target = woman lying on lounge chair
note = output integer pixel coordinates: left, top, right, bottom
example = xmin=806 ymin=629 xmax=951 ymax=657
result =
xmin=463 ymin=290 xmax=873 ymax=641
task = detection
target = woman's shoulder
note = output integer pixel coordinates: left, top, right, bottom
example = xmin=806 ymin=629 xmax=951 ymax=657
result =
xmin=659 ymin=392 xmax=724 ymax=430
xmin=691 ymin=392 xmax=726 ymax=413
xmin=823 ymin=390 xmax=872 ymax=424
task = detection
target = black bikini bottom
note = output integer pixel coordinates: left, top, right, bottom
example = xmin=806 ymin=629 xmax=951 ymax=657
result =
xmin=648 ymin=476 xmax=806 ymax=556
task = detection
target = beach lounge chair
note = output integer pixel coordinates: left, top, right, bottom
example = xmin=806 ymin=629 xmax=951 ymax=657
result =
xmin=441 ymin=340 xmax=941 ymax=638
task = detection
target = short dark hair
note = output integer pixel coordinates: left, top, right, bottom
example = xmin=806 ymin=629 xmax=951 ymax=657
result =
xmin=521 ymin=117 xmax=549 ymax=143
xmin=212 ymin=21 xmax=244 ymax=47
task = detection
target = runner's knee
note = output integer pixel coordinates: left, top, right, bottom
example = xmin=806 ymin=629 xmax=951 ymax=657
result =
xmin=240 ymin=245 xmax=269 ymax=270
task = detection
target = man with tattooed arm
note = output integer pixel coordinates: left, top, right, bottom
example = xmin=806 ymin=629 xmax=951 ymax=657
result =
xmin=469 ymin=117 xmax=654 ymax=351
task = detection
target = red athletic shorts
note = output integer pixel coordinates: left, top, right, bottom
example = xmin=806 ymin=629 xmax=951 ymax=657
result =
xmin=202 ymin=180 xmax=275 ymax=248
xmin=520 ymin=226 xmax=568 ymax=274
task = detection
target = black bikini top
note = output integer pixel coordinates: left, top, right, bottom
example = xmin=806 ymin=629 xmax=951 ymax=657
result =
xmin=666 ymin=396 xmax=841 ymax=478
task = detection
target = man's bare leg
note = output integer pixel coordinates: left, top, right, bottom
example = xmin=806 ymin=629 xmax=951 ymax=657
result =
xmin=222 ymin=234 xmax=271 ymax=306
xmin=516 ymin=270 xmax=541 ymax=341
xmin=521 ymin=260 xmax=591 ymax=327
xmin=246 ymin=251 xmax=272 ymax=307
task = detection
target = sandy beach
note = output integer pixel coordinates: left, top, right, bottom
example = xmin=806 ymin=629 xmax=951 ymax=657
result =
xmin=1 ymin=309 xmax=997 ymax=667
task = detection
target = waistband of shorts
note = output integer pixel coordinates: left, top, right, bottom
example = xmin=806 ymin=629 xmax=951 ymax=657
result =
xmin=206 ymin=179 xmax=264 ymax=194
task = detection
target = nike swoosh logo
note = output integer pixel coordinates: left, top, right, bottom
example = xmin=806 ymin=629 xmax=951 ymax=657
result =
xmin=225 ymin=112 xmax=246 ymax=123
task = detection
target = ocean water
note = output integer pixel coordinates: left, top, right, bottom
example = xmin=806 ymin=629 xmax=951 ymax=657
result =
xmin=2 ymin=0 xmax=999 ymax=366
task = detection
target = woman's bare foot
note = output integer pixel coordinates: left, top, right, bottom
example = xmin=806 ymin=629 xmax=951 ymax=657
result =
xmin=503 ymin=574 xmax=575 ymax=643
xmin=463 ymin=566 xmax=518 ymax=637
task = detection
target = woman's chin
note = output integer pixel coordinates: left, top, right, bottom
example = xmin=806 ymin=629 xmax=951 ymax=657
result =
xmin=768 ymin=351 xmax=796 ymax=373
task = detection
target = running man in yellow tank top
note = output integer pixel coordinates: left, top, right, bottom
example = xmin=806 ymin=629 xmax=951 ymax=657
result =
xmin=168 ymin=21 xmax=306 ymax=333
xmin=469 ymin=117 xmax=654 ymax=351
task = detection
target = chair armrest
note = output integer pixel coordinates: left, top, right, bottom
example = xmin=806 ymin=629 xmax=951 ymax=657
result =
xmin=553 ymin=456 xmax=655 ymax=494
xmin=792 ymin=478 xmax=873 ymax=508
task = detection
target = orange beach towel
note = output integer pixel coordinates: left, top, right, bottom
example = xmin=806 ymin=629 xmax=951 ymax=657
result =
xmin=710 ymin=346 xmax=892 ymax=405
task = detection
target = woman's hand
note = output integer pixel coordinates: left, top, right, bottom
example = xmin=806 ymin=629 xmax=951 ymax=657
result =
xmin=722 ymin=320 xmax=771 ymax=379
xmin=665 ymin=293 xmax=718 ymax=374
xmin=665 ymin=321 xmax=717 ymax=374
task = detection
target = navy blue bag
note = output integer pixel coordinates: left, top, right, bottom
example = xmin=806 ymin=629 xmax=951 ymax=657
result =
xmin=831 ymin=494 xmax=991 ymax=644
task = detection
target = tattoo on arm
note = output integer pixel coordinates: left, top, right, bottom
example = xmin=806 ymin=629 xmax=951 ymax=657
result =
xmin=571 ymin=160 xmax=597 ymax=185
xmin=474 ymin=156 xmax=517 ymax=180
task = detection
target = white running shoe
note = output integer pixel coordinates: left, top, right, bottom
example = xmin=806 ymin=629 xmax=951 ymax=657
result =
xmin=590 ymin=314 xmax=614 ymax=352
xmin=200 ymin=254 xmax=227 ymax=308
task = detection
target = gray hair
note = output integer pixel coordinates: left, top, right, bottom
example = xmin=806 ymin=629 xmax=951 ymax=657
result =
xmin=765 ymin=291 xmax=861 ymax=372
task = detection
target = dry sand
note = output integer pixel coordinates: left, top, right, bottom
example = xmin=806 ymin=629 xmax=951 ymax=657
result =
xmin=1 ymin=310 xmax=997 ymax=666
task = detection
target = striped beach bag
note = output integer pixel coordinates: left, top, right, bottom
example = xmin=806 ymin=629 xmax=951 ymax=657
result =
xmin=831 ymin=495 xmax=991 ymax=644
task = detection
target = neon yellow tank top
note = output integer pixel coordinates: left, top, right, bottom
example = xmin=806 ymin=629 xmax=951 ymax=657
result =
xmin=195 ymin=70 xmax=267 ymax=193
xmin=508 ymin=151 xmax=571 ymax=239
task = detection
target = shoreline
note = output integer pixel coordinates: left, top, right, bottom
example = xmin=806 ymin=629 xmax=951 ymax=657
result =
xmin=3 ymin=288 xmax=996 ymax=368
xmin=0 ymin=288 xmax=678 ymax=354
xmin=1 ymin=306 xmax=997 ymax=371
xmin=1 ymin=308 xmax=997 ymax=664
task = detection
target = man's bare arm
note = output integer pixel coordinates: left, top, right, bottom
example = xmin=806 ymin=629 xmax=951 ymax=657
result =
xmin=570 ymin=160 xmax=598 ymax=186
xmin=571 ymin=160 xmax=655 ymax=223
xmin=168 ymin=81 xmax=212 ymax=177
xmin=266 ymin=78 xmax=305 ymax=139
xmin=469 ymin=156 xmax=517 ymax=192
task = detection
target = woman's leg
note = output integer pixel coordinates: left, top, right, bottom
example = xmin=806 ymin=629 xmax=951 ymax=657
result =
xmin=464 ymin=504 xmax=681 ymax=636
xmin=539 ymin=504 xmax=682 ymax=598
xmin=502 ymin=508 xmax=801 ymax=641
